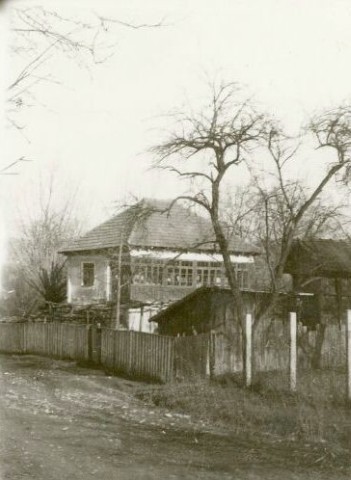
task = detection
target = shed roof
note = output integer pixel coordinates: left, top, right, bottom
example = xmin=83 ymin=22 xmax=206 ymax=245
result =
xmin=60 ymin=198 xmax=259 ymax=255
xmin=150 ymin=286 xmax=279 ymax=323
xmin=150 ymin=286 xmax=317 ymax=327
xmin=285 ymin=239 xmax=351 ymax=278
xmin=150 ymin=286 xmax=222 ymax=323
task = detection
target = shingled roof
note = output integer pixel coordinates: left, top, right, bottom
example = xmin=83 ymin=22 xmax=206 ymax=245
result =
xmin=285 ymin=239 xmax=351 ymax=277
xmin=60 ymin=198 xmax=259 ymax=255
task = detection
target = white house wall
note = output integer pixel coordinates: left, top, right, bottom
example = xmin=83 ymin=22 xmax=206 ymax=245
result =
xmin=65 ymin=248 xmax=256 ymax=307
xmin=67 ymin=254 xmax=109 ymax=305
xmin=130 ymin=248 xmax=254 ymax=264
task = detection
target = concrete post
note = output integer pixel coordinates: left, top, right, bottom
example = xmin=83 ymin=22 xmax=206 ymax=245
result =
xmin=245 ymin=314 xmax=252 ymax=387
xmin=289 ymin=312 xmax=297 ymax=393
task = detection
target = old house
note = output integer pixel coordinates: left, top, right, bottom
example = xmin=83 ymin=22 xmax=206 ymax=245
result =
xmin=59 ymin=198 xmax=259 ymax=331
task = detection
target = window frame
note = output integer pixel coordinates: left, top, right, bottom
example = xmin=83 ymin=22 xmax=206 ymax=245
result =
xmin=81 ymin=262 xmax=95 ymax=287
xmin=131 ymin=257 xmax=251 ymax=289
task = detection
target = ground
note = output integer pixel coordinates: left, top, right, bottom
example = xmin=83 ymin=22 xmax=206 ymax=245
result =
xmin=0 ymin=354 xmax=350 ymax=480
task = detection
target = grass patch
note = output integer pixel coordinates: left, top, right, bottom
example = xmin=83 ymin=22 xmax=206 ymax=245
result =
xmin=135 ymin=369 xmax=351 ymax=453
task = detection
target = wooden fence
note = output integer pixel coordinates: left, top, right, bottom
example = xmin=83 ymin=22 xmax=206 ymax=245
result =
xmin=0 ymin=323 xmax=91 ymax=361
xmin=210 ymin=319 xmax=347 ymax=375
xmin=101 ymin=329 xmax=175 ymax=382
xmin=0 ymin=322 xmax=210 ymax=382
xmin=0 ymin=323 xmax=24 ymax=353
xmin=0 ymin=320 xmax=347 ymax=383
xmin=23 ymin=323 xmax=90 ymax=362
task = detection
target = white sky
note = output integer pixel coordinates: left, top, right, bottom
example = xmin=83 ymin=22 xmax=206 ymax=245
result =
xmin=2 ymin=0 xmax=351 ymax=236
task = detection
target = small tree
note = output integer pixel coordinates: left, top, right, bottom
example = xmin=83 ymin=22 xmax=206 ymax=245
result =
xmin=8 ymin=177 xmax=81 ymax=316
xmin=249 ymin=112 xmax=351 ymax=367
xmin=253 ymin=110 xmax=351 ymax=317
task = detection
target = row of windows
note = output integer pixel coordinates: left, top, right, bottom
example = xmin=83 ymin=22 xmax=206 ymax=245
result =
xmin=132 ymin=262 xmax=250 ymax=289
xmin=81 ymin=260 xmax=250 ymax=289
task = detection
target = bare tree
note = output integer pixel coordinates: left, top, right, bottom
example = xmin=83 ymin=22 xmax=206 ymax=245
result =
xmin=244 ymin=111 xmax=351 ymax=368
xmin=221 ymin=185 xmax=260 ymax=240
xmin=250 ymin=188 xmax=345 ymax=292
xmin=152 ymin=82 xmax=351 ymax=374
xmin=4 ymin=4 xmax=166 ymax=174
xmin=221 ymin=182 xmax=346 ymax=294
xmin=6 ymin=177 xmax=81 ymax=316
xmin=151 ymin=82 xmax=267 ymax=363
xmin=253 ymin=109 xmax=351 ymax=318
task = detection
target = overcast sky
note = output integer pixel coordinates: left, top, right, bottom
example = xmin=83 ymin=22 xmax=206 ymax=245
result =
xmin=2 ymin=0 xmax=351 ymax=242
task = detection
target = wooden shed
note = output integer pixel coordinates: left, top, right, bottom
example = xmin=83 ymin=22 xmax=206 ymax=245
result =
xmin=285 ymin=239 xmax=351 ymax=323
xmin=150 ymin=286 xmax=318 ymax=336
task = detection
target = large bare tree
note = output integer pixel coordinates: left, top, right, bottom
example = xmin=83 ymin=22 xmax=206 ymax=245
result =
xmin=152 ymin=82 xmax=351 ymax=373
xmin=152 ymin=82 xmax=267 ymax=336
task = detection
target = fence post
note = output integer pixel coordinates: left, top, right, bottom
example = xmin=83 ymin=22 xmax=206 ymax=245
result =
xmin=289 ymin=312 xmax=297 ymax=393
xmin=245 ymin=314 xmax=252 ymax=387
xmin=347 ymin=310 xmax=351 ymax=404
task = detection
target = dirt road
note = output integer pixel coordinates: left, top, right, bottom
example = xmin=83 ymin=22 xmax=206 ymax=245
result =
xmin=0 ymin=354 xmax=349 ymax=480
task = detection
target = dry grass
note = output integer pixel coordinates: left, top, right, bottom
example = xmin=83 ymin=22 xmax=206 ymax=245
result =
xmin=135 ymin=368 xmax=351 ymax=452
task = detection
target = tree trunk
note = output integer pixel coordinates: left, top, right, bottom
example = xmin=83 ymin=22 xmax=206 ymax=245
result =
xmin=211 ymin=177 xmax=247 ymax=377
xmin=311 ymin=324 xmax=326 ymax=369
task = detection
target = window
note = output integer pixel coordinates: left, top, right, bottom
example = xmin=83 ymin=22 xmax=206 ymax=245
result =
xmin=132 ymin=258 xmax=194 ymax=287
xmin=165 ymin=261 xmax=193 ymax=286
xmin=222 ymin=263 xmax=250 ymax=290
xmin=130 ymin=257 xmax=251 ymax=289
xmin=196 ymin=262 xmax=223 ymax=287
xmin=132 ymin=258 xmax=163 ymax=285
xmin=82 ymin=262 xmax=95 ymax=287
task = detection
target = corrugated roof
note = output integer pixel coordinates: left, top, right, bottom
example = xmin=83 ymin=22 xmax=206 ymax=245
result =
xmin=60 ymin=198 xmax=259 ymax=255
xmin=285 ymin=239 xmax=351 ymax=277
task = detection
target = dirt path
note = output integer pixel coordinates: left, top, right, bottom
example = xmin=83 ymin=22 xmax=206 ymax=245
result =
xmin=0 ymin=354 xmax=349 ymax=480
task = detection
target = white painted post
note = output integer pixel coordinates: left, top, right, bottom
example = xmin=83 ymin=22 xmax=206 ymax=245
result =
xmin=289 ymin=312 xmax=297 ymax=393
xmin=347 ymin=310 xmax=351 ymax=404
xmin=106 ymin=264 xmax=111 ymax=301
xmin=139 ymin=306 xmax=144 ymax=332
xmin=67 ymin=276 xmax=72 ymax=304
xmin=245 ymin=314 xmax=252 ymax=387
